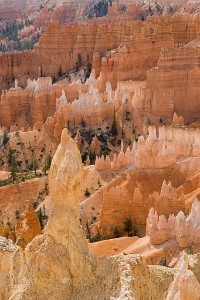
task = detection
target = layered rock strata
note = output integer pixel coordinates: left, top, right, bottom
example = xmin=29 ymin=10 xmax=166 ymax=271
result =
xmin=0 ymin=14 xmax=199 ymax=91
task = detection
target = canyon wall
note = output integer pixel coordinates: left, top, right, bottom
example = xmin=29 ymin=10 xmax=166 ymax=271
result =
xmin=0 ymin=14 xmax=199 ymax=91
xmin=140 ymin=45 xmax=200 ymax=122
xmin=93 ymin=14 xmax=200 ymax=91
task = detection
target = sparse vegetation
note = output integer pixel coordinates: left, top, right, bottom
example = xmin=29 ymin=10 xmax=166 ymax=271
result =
xmin=185 ymin=245 xmax=193 ymax=255
xmin=111 ymin=110 xmax=118 ymax=136
xmin=123 ymin=217 xmax=133 ymax=237
xmin=87 ymin=0 xmax=112 ymax=19
xmin=43 ymin=154 xmax=52 ymax=175
xmin=0 ymin=20 xmax=38 ymax=52
xmin=155 ymin=2 xmax=161 ymax=12
xmin=184 ymin=210 xmax=190 ymax=217
xmin=91 ymin=233 xmax=101 ymax=242
xmin=113 ymin=227 xmax=121 ymax=238
xmin=167 ymin=4 xmax=173 ymax=12
xmin=84 ymin=188 xmax=91 ymax=197
xmin=6 ymin=220 xmax=13 ymax=230
xmin=10 ymin=156 xmax=18 ymax=183
xmin=160 ymin=257 xmax=167 ymax=266
xmin=36 ymin=206 xmax=48 ymax=230
xmin=0 ymin=171 xmax=44 ymax=187
xmin=80 ymin=117 xmax=86 ymax=128
xmin=15 ymin=209 xmax=20 ymax=220
xmin=2 ymin=131 xmax=9 ymax=145
xmin=97 ymin=178 xmax=102 ymax=187
xmin=29 ymin=159 xmax=38 ymax=176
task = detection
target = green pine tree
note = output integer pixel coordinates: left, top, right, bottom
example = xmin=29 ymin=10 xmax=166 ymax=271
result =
xmin=123 ymin=217 xmax=133 ymax=237
xmin=111 ymin=110 xmax=118 ymax=136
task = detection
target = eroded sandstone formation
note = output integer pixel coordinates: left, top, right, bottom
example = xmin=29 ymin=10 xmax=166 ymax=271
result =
xmin=15 ymin=202 xmax=42 ymax=249
xmin=147 ymin=198 xmax=200 ymax=249
xmin=165 ymin=253 xmax=200 ymax=300
xmin=0 ymin=237 xmax=18 ymax=300
xmin=2 ymin=7 xmax=200 ymax=299
xmin=81 ymin=123 xmax=200 ymax=239
xmin=0 ymin=14 xmax=199 ymax=92
xmin=95 ymin=125 xmax=200 ymax=171
xmin=0 ymin=129 xmax=180 ymax=300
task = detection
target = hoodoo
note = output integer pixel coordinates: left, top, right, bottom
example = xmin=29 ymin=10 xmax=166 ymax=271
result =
xmin=2 ymin=1 xmax=200 ymax=298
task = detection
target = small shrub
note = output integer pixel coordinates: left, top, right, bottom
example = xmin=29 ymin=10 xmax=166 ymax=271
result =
xmin=113 ymin=227 xmax=121 ymax=238
xmin=80 ymin=117 xmax=86 ymax=128
xmin=6 ymin=220 xmax=12 ymax=230
xmin=123 ymin=217 xmax=133 ymax=237
xmin=97 ymin=178 xmax=101 ymax=187
xmin=111 ymin=110 xmax=118 ymax=136
xmin=36 ymin=206 xmax=48 ymax=230
xmin=15 ymin=209 xmax=20 ymax=220
xmin=84 ymin=188 xmax=91 ymax=197
xmin=185 ymin=245 xmax=193 ymax=255
xmin=184 ymin=210 xmax=190 ymax=217
xmin=92 ymin=216 xmax=97 ymax=222
xmin=91 ymin=234 xmax=101 ymax=243
xmin=160 ymin=257 xmax=167 ymax=266
xmin=129 ymin=226 xmax=138 ymax=237
xmin=33 ymin=201 xmax=38 ymax=210
xmin=2 ymin=131 xmax=9 ymax=145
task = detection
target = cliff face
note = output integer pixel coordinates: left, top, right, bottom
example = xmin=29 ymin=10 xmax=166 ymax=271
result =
xmin=2 ymin=15 xmax=200 ymax=138
xmin=93 ymin=15 xmax=199 ymax=90
xmin=96 ymin=170 xmax=185 ymax=237
xmin=2 ymin=0 xmax=200 ymax=60
xmin=140 ymin=46 xmax=200 ymax=122
xmin=0 ymin=14 xmax=199 ymax=92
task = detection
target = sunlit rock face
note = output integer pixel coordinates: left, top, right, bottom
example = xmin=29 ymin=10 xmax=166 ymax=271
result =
xmin=165 ymin=253 xmax=200 ymax=300
xmin=147 ymin=199 xmax=200 ymax=248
